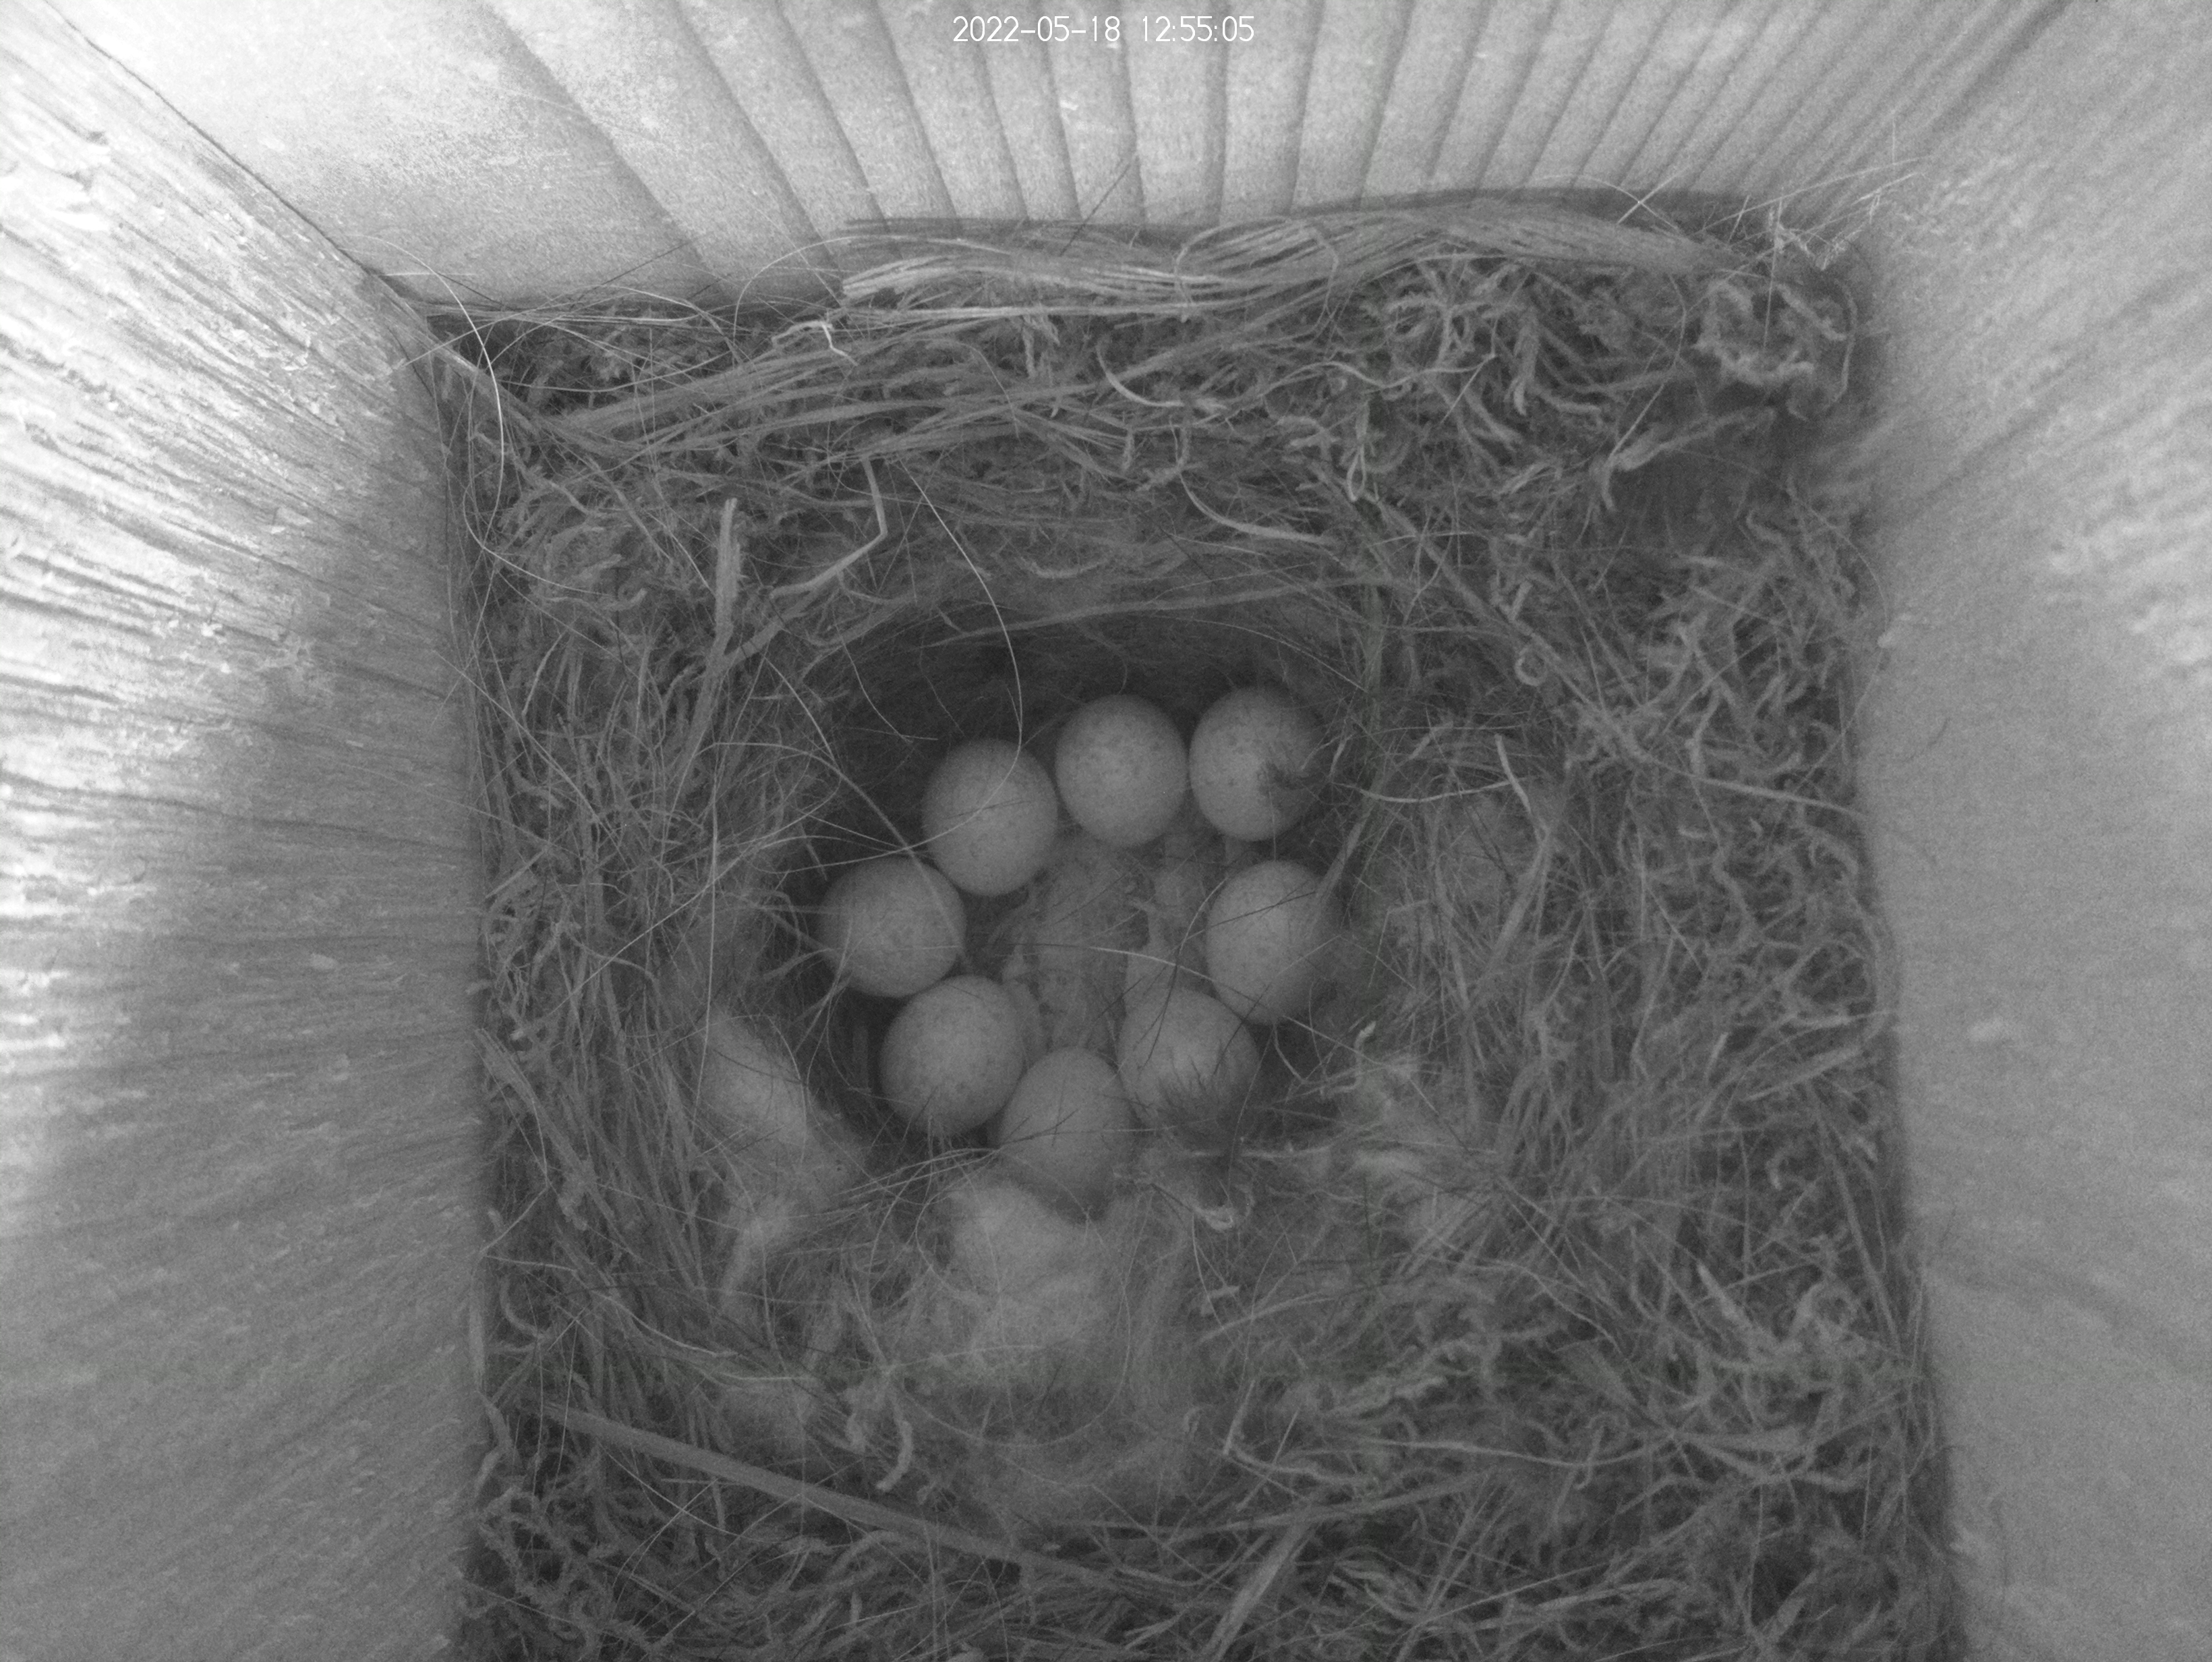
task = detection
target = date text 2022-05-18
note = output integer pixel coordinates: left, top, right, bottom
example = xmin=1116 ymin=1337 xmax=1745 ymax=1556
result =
xmin=954 ymin=13 xmax=1259 ymax=46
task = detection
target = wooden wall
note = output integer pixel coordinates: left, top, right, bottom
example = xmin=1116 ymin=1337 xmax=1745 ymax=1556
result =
xmin=51 ymin=0 xmax=2051 ymax=303
xmin=1855 ymin=6 xmax=2212 ymax=1655
xmin=2 ymin=7 xmax=482 ymax=1658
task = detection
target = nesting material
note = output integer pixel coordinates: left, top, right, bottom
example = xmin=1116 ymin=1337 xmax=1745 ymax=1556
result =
xmin=441 ymin=198 xmax=1950 ymax=1661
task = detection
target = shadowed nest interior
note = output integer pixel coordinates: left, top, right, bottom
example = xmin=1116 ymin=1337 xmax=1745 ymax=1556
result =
xmin=434 ymin=196 xmax=1952 ymax=1662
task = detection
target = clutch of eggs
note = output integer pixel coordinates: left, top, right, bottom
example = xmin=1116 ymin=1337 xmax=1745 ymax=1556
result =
xmin=818 ymin=687 xmax=1343 ymax=1173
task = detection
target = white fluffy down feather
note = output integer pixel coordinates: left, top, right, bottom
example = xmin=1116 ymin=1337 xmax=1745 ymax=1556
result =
xmin=695 ymin=1006 xmax=864 ymax=1311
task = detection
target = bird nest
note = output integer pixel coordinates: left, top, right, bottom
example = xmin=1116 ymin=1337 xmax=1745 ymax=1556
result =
xmin=434 ymin=196 xmax=1950 ymax=1661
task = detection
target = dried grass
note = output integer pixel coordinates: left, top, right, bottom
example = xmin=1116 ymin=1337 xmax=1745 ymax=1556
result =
xmin=434 ymin=196 xmax=1951 ymax=1662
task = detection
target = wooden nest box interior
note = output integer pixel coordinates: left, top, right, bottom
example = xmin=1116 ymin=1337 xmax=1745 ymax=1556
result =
xmin=4 ymin=5 xmax=2207 ymax=1659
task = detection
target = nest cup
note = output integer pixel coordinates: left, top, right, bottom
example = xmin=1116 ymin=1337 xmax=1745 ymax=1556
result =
xmin=443 ymin=198 xmax=1948 ymax=1661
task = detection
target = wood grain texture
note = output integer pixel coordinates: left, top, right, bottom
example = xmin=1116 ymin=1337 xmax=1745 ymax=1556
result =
xmin=1217 ymin=0 xmax=1321 ymax=218
xmin=1783 ymin=1 xmax=2066 ymax=232
xmin=1677 ymin=0 xmax=1874 ymax=201
xmin=1474 ymin=0 xmax=1653 ymax=192
xmin=1124 ymin=8 xmax=1229 ymax=223
xmin=977 ymin=3 xmax=1083 ymax=219
xmin=1293 ymin=0 xmax=1411 ymax=207
xmin=1602 ymin=1 xmax=1774 ymax=202
xmin=679 ymin=0 xmax=873 ymax=256
xmin=1699 ymin=0 xmax=1951 ymax=217
xmin=1631 ymin=1 xmax=1824 ymax=198
xmin=1 ymin=7 xmax=481 ymax=1659
xmin=48 ymin=0 xmax=2028 ymax=296
xmin=47 ymin=0 xmax=723 ymax=304
xmin=1042 ymin=7 xmax=1146 ymax=223
xmin=778 ymin=0 xmax=962 ymax=225
xmin=1855 ymin=5 xmax=2212 ymax=1657
xmin=875 ymin=0 xmax=1031 ymax=221
xmin=1360 ymin=0 xmax=1491 ymax=198
xmin=486 ymin=0 xmax=834 ymax=302
xmin=1424 ymin=0 xmax=1574 ymax=192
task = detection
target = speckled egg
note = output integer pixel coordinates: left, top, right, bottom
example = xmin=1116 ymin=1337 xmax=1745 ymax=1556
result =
xmin=1115 ymin=983 xmax=1260 ymax=1138
xmin=1188 ymin=685 xmax=1324 ymax=840
xmin=879 ymin=975 xmax=1030 ymax=1134
xmin=815 ymin=856 xmax=965 ymax=998
xmin=991 ymin=1048 xmax=1137 ymax=1213
xmin=1053 ymin=694 xmax=1188 ymax=849
xmin=1202 ymin=859 xmax=1344 ymax=1024
xmin=922 ymin=739 xmax=1061 ymax=896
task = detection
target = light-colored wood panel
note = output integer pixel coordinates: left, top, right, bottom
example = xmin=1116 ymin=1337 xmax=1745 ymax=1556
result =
xmin=1364 ymin=0 xmax=1499 ymax=196
xmin=1425 ymin=0 xmax=1569 ymax=190
xmin=1563 ymin=0 xmax=1725 ymax=196
xmin=1510 ymin=0 xmax=1677 ymax=190
xmin=1858 ymin=5 xmax=2212 ymax=1655
xmin=488 ymin=0 xmax=831 ymax=299
xmin=1683 ymin=0 xmax=1894 ymax=200
xmin=981 ymin=3 xmax=1082 ymax=219
xmin=777 ymin=0 xmax=959 ymax=223
xmin=1 ymin=8 xmax=482 ymax=1657
xmin=50 ymin=0 xmax=718 ymax=302
xmin=681 ymin=0 xmax=878 ymax=254
xmin=1293 ymin=0 xmax=1414 ymax=206
xmin=1043 ymin=13 xmax=1145 ymax=221
xmin=1219 ymin=0 xmax=1324 ymax=217
xmin=1461 ymin=0 xmax=1629 ymax=189
xmin=1691 ymin=0 xmax=1946 ymax=227
xmin=1124 ymin=11 xmax=1229 ymax=223
xmin=875 ymin=0 xmax=1029 ymax=220
xmin=1784 ymin=1 xmax=2063 ymax=236
xmin=46 ymin=0 xmax=2000 ymax=291
xmin=1641 ymin=0 xmax=1822 ymax=199
xmin=1609 ymin=0 xmax=1775 ymax=199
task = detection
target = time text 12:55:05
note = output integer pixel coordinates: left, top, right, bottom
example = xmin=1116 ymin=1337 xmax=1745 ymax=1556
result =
xmin=953 ymin=15 xmax=1259 ymax=46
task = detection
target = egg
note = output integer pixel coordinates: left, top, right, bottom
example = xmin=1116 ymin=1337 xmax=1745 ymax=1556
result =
xmin=922 ymin=740 xmax=1060 ymax=896
xmin=816 ymin=856 xmax=966 ymax=997
xmin=1115 ymin=983 xmax=1260 ymax=1137
xmin=991 ymin=1048 xmax=1137 ymax=1213
xmin=879 ymin=975 xmax=1030 ymax=1133
xmin=1053 ymin=694 xmax=1188 ymax=849
xmin=1188 ymin=685 xmax=1324 ymax=839
xmin=1202 ymin=859 xmax=1343 ymax=1024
